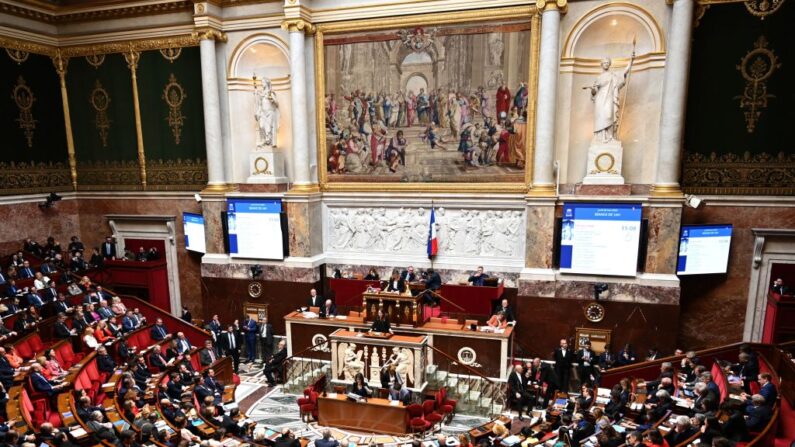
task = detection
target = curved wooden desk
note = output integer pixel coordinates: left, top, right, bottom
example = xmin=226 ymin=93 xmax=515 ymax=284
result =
xmin=317 ymin=394 xmax=408 ymax=435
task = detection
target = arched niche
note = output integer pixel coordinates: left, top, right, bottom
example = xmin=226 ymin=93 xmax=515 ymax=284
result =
xmin=563 ymin=3 xmax=664 ymax=62
xmin=228 ymin=33 xmax=290 ymax=80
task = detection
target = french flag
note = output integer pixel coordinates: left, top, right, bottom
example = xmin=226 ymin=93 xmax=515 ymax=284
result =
xmin=427 ymin=207 xmax=438 ymax=258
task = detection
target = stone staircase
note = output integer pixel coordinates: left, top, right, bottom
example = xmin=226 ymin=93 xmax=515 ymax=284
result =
xmin=425 ymin=364 xmax=507 ymax=417
xmin=283 ymin=358 xmax=331 ymax=394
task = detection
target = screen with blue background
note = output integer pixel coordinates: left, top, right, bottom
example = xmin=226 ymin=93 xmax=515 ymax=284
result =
xmin=227 ymin=199 xmax=282 ymax=255
xmin=677 ymin=224 xmax=733 ymax=275
xmin=560 ymin=203 xmax=642 ymax=271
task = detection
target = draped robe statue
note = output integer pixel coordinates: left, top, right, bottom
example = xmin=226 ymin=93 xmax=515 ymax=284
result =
xmin=587 ymin=55 xmax=634 ymax=143
xmin=254 ymin=76 xmax=279 ymax=150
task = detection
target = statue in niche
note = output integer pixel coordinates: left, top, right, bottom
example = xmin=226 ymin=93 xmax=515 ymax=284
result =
xmin=254 ymin=75 xmax=279 ymax=150
xmin=488 ymin=33 xmax=503 ymax=66
xmin=584 ymin=51 xmax=635 ymax=144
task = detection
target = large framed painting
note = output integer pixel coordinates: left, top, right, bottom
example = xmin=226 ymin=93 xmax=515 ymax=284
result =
xmin=315 ymin=7 xmax=539 ymax=191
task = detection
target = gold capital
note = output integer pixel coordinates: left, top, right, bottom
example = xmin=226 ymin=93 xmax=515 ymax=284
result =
xmin=536 ymin=0 xmax=567 ymax=12
xmin=649 ymin=184 xmax=684 ymax=198
xmin=286 ymin=183 xmax=321 ymax=194
xmin=194 ymin=28 xmax=227 ymax=42
xmin=281 ymin=19 xmax=316 ymax=34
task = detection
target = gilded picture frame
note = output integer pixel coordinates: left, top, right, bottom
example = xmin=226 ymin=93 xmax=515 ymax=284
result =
xmin=314 ymin=6 xmax=540 ymax=193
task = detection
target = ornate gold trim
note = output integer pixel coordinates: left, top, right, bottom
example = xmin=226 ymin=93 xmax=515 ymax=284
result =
xmin=85 ymin=54 xmax=105 ymax=68
xmin=11 ymin=76 xmax=36 ymax=148
xmin=124 ymin=47 xmax=147 ymax=189
xmin=162 ymin=74 xmax=187 ymax=145
xmin=194 ymin=28 xmax=228 ymax=42
xmin=287 ymin=183 xmax=322 ymax=194
xmin=0 ymin=36 xmax=56 ymax=57
xmin=735 ymin=36 xmax=780 ymax=134
xmin=53 ymin=51 xmax=77 ymax=190
xmin=5 ymin=48 xmax=29 ymax=64
xmin=159 ymin=47 xmax=182 ymax=63
xmin=649 ymin=184 xmax=683 ymax=198
xmin=146 ymin=158 xmax=208 ymax=190
xmin=682 ymin=151 xmax=795 ymax=195
xmin=89 ymin=80 xmax=112 ymax=147
xmin=0 ymin=1 xmax=193 ymax=25
xmin=537 ymin=0 xmax=568 ymax=12
xmin=75 ymin=160 xmax=142 ymax=191
xmin=314 ymin=6 xmax=539 ymax=193
xmin=0 ymin=161 xmax=71 ymax=194
xmin=0 ymin=34 xmax=201 ymax=59
xmin=282 ymin=18 xmax=316 ymax=34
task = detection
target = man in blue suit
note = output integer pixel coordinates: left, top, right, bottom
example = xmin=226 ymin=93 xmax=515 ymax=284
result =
xmin=242 ymin=315 xmax=258 ymax=363
xmin=18 ymin=261 xmax=35 ymax=279
xmin=30 ymin=363 xmax=67 ymax=396
xmin=314 ymin=429 xmax=340 ymax=447
xmin=150 ymin=318 xmax=169 ymax=341
xmin=743 ymin=373 xmax=778 ymax=406
xmin=121 ymin=310 xmax=137 ymax=333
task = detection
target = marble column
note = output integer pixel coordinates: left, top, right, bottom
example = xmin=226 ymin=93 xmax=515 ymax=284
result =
xmin=282 ymin=19 xmax=316 ymax=192
xmin=531 ymin=0 xmax=565 ymax=194
xmin=215 ymin=40 xmax=234 ymax=184
xmin=652 ymin=0 xmax=694 ymax=197
xmin=198 ymin=30 xmax=227 ymax=191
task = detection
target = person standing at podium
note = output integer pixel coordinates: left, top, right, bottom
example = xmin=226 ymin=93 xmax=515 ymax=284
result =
xmin=385 ymin=270 xmax=406 ymax=293
xmin=307 ymin=288 xmax=323 ymax=308
xmin=351 ymin=372 xmax=372 ymax=398
xmin=371 ymin=308 xmax=392 ymax=334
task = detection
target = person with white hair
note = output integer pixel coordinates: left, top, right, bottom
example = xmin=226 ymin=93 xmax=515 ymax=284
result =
xmin=745 ymin=394 xmax=773 ymax=431
xmin=664 ymin=415 xmax=696 ymax=446
xmin=314 ymin=428 xmax=340 ymax=447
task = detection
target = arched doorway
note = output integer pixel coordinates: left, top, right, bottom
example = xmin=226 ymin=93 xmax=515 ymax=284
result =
xmin=405 ymin=73 xmax=428 ymax=95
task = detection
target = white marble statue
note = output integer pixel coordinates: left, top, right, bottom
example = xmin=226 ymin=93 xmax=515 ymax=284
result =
xmin=339 ymin=343 xmax=364 ymax=381
xmin=488 ymin=33 xmax=504 ymax=66
xmin=254 ymin=75 xmax=279 ymax=150
xmin=585 ymin=52 xmax=635 ymax=143
xmin=394 ymin=348 xmax=414 ymax=386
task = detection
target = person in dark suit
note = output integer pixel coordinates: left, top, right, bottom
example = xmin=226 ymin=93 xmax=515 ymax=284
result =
xmin=733 ymin=352 xmax=759 ymax=394
xmin=493 ymin=298 xmax=515 ymax=324
xmin=364 ymin=268 xmax=380 ymax=281
xmin=148 ymin=345 xmax=168 ymax=372
xmin=18 ymin=261 xmax=35 ymax=279
xmin=576 ymin=341 xmax=597 ymax=387
xmin=380 ymin=364 xmax=400 ymax=389
xmin=259 ymin=316 xmax=274 ymax=360
xmin=508 ymin=364 xmax=530 ymax=419
xmin=96 ymin=346 xmax=116 ymax=374
xmin=86 ymin=410 xmax=118 ymax=442
xmin=570 ymin=413 xmax=595 ymax=445
xmin=194 ymin=381 xmax=216 ymax=405
xmin=53 ymin=314 xmax=73 ymax=340
xmin=180 ymin=306 xmax=192 ymax=323
xmin=554 ymin=338 xmax=574 ymax=393
xmin=52 ymin=293 xmax=70 ymax=315
xmin=200 ymin=340 xmax=219 ymax=367
xmin=242 ymin=315 xmax=258 ymax=363
xmin=68 ymin=236 xmax=85 ymax=254
xmin=204 ymin=368 xmax=224 ymax=395
xmin=526 ymin=357 xmax=557 ymax=408
xmin=468 ymin=266 xmax=490 ymax=286
xmin=319 ymin=299 xmax=337 ymax=318
xmin=121 ymin=310 xmax=137 ymax=333
xmin=274 ymin=428 xmax=300 ymax=447
xmin=315 ymin=429 xmax=340 ymax=447
xmin=664 ymin=416 xmax=697 ymax=447
xmin=771 ymin=278 xmax=787 ymax=295
xmin=350 ymin=372 xmax=372 ymax=398
xmin=219 ymin=325 xmax=241 ymax=373
xmin=423 ymin=268 xmax=442 ymax=306
xmin=101 ymin=237 xmax=116 ymax=260
xmin=385 ymin=271 xmax=406 ymax=293
xmin=307 ymin=288 xmax=323 ymax=308
xmin=263 ymin=340 xmax=287 ymax=385
xmin=42 ymin=281 xmax=58 ymax=302
xmin=166 ymin=373 xmax=184 ymax=401
xmin=40 ymin=261 xmax=57 ymax=275
xmin=30 ymin=364 xmax=67 ymax=396
xmin=220 ymin=408 xmax=242 ymax=436
xmin=89 ymin=248 xmax=103 ymax=268
xmin=150 ymin=318 xmax=169 ymax=341
xmin=399 ymin=266 xmax=417 ymax=283
xmin=370 ymin=308 xmax=392 ymax=333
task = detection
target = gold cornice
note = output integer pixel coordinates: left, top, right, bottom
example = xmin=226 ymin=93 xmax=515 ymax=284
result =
xmin=281 ymin=18 xmax=315 ymax=34
xmin=536 ymin=0 xmax=567 ymax=13
xmin=0 ymin=1 xmax=193 ymax=24
xmin=524 ymin=11 xmax=541 ymax=189
xmin=315 ymin=5 xmax=536 ymax=34
xmin=193 ymin=28 xmax=228 ymax=42
xmin=287 ymin=183 xmax=321 ymax=194
xmin=0 ymin=35 xmax=56 ymax=56
xmin=649 ymin=185 xmax=684 ymax=198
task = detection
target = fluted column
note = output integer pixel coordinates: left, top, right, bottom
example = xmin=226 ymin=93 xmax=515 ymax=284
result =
xmin=531 ymin=0 xmax=565 ymax=195
xmin=651 ymin=0 xmax=694 ymax=197
xmin=197 ymin=29 xmax=228 ymax=191
xmin=282 ymin=19 xmax=317 ymax=192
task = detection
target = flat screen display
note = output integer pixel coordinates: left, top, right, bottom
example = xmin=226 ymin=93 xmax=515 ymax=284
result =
xmin=559 ymin=202 xmax=643 ymax=277
xmin=226 ymin=199 xmax=283 ymax=260
xmin=182 ymin=212 xmax=206 ymax=254
xmin=677 ymin=224 xmax=732 ymax=275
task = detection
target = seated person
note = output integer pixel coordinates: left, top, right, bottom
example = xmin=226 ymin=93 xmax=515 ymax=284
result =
xmin=486 ymin=311 xmax=508 ymax=330
xmin=370 ymin=308 xmax=392 ymax=333
xmin=150 ymin=318 xmax=169 ymax=341
xmin=380 ymin=364 xmax=401 ymax=389
xmin=664 ymin=416 xmax=697 ymax=447
xmin=385 ymin=271 xmax=406 ymax=294
xmin=364 ymin=268 xmax=380 ymax=281
xmin=423 ymin=268 xmax=442 ymax=306
xmin=400 ymin=266 xmax=416 ymax=283
xmin=83 ymin=327 xmax=99 ymax=351
xmin=319 ymin=299 xmax=337 ymax=318
xmin=388 ymin=381 xmax=411 ymax=405
xmin=742 ymin=373 xmax=777 ymax=406
xmin=493 ymin=298 xmax=515 ymax=324
xmin=468 ymin=266 xmax=490 ymax=286
xmin=745 ymin=394 xmax=772 ymax=432
xmin=350 ymin=372 xmax=372 ymax=398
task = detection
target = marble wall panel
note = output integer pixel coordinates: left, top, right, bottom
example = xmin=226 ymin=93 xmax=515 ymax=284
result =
xmin=0 ymin=199 xmax=81 ymax=256
xmin=201 ymin=199 xmax=226 ymax=255
xmin=644 ymin=205 xmax=682 ymax=275
xmin=525 ymin=205 xmax=555 ymax=269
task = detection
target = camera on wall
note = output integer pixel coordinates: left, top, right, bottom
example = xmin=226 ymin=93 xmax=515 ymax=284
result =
xmin=39 ymin=192 xmax=63 ymax=209
xmin=593 ymin=283 xmax=609 ymax=301
xmin=250 ymin=265 xmax=263 ymax=279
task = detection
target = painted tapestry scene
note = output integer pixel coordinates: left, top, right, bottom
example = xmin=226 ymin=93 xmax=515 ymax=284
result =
xmin=323 ymin=20 xmax=532 ymax=183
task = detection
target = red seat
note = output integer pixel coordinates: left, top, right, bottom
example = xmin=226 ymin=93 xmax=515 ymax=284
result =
xmin=423 ymin=399 xmax=443 ymax=427
xmin=299 ymin=391 xmax=318 ymax=422
xmin=407 ymin=403 xmax=430 ymax=435
xmin=190 ymin=355 xmax=201 ymax=371
xmin=16 ymin=341 xmax=33 ymax=360
xmin=438 ymin=387 xmax=457 ymax=414
xmin=28 ymin=334 xmax=45 ymax=353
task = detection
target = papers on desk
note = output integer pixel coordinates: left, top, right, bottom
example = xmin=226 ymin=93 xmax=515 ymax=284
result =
xmin=389 ymin=400 xmax=400 ymax=406
xmin=302 ymin=312 xmax=318 ymax=319
xmin=673 ymin=397 xmax=694 ymax=409
xmin=69 ymin=426 xmax=87 ymax=438
xmin=629 ymin=402 xmax=644 ymax=411
xmin=335 ymin=315 xmax=348 ymax=320
xmin=597 ymin=387 xmax=612 ymax=398
xmin=501 ymin=435 xmax=521 ymax=447
xmin=328 ymin=393 xmax=338 ymax=398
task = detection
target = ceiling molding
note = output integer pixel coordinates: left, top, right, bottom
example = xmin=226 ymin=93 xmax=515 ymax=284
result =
xmin=0 ymin=0 xmax=193 ymax=24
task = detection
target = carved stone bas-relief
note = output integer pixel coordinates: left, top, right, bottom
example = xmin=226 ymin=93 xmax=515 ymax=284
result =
xmin=326 ymin=206 xmax=524 ymax=259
